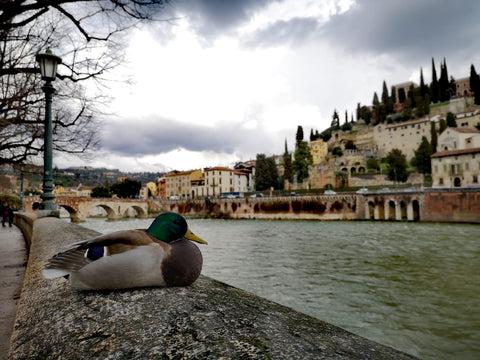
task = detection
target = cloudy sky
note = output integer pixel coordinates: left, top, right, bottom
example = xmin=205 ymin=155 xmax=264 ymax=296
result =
xmin=55 ymin=0 xmax=480 ymax=172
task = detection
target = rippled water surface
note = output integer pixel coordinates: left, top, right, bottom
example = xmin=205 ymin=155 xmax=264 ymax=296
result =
xmin=79 ymin=218 xmax=480 ymax=360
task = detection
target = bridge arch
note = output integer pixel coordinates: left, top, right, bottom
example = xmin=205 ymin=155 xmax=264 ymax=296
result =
xmin=412 ymin=199 xmax=420 ymax=221
xmin=121 ymin=205 xmax=148 ymax=218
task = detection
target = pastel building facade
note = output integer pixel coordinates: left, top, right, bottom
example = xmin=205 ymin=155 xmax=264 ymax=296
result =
xmin=431 ymin=128 xmax=480 ymax=187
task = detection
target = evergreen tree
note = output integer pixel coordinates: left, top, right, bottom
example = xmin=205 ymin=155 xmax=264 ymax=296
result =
xmin=345 ymin=110 xmax=348 ymax=124
xmin=430 ymin=58 xmax=440 ymax=103
xmin=407 ymin=83 xmax=416 ymax=109
xmin=110 ymin=178 xmax=141 ymax=198
xmin=382 ymin=81 xmax=394 ymax=115
xmin=403 ymin=98 xmax=413 ymax=120
xmin=470 ymin=64 xmax=480 ymax=104
xmin=91 ymin=186 xmax=112 ymax=198
xmin=420 ymin=68 xmax=429 ymax=98
xmin=375 ymin=104 xmax=387 ymax=124
xmin=373 ymin=92 xmax=380 ymax=106
xmin=331 ymin=110 xmax=340 ymax=129
xmin=430 ymin=122 xmax=438 ymax=153
xmin=390 ymin=85 xmax=397 ymax=104
xmin=439 ymin=58 xmax=450 ymax=102
xmin=293 ymin=141 xmax=313 ymax=184
xmin=254 ymin=154 xmax=279 ymax=190
xmin=439 ymin=118 xmax=447 ymax=134
xmin=386 ymin=149 xmax=409 ymax=183
xmin=367 ymin=157 xmax=379 ymax=171
xmin=424 ymin=93 xmax=430 ymax=116
xmin=283 ymin=141 xmax=293 ymax=184
xmin=358 ymin=105 xmax=372 ymax=125
xmin=412 ymin=137 xmax=432 ymax=174
xmin=381 ymin=81 xmax=389 ymax=104
xmin=295 ymin=125 xmax=304 ymax=148
xmin=446 ymin=112 xmax=457 ymax=127
xmin=319 ymin=128 xmax=332 ymax=142
xmin=310 ymin=129 xmax=315 ymax=141
xmin=415 ymin=87 xmax=425 ymax=118
xmin=356 ymin=103 xmax=361 ymax=121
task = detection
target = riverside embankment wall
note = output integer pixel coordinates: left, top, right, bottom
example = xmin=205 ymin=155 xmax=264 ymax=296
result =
xmin=9 ymin=213 xmax=417 ymax=359
xmin=163 ymin=189 xmax=480 ymax=223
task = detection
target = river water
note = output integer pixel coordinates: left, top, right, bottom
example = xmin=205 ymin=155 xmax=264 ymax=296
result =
xmin=78 ymin=217 xmax=479 ymax=360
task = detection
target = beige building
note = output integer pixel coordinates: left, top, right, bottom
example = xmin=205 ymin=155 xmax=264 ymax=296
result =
xmin=191 ymin=167 xmax=248 ymax=198
xmin=165 ymin=169 xmax=202 ymax=199
xmin=309 ymin=138 xmax=328 ymax=165
xmin=374 ymin=118 xmax=432 ymax=160
xmin=455 ymin=110 xmax=480 ymax=129
xmin=431 ymin=128 xmax=480 ymax=187
xmin=455 ymin=77 xmax=471 ymax=97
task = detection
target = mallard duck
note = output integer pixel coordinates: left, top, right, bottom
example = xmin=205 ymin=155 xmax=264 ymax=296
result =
xmin=43 ymin=212 xmax=207 ymax=290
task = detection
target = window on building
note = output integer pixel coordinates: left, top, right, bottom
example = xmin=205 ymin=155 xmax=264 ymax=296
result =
xmin=474 ymin=175 xmax=478 ymax=184
xmin=466 ymin=163 xmax=470 ymax=171
xmin=439 ymin=178 xmax=444 ymax=185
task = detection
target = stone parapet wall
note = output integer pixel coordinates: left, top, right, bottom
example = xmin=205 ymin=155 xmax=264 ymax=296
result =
xmin=424 ymin=188 xmax=480 ymax=223
xmin=9 ymin=215 xmax=417 ymax=359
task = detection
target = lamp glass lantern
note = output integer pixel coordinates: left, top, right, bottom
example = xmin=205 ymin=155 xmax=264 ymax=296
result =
xmin=36 ymin=50 xmax=62 ymax=81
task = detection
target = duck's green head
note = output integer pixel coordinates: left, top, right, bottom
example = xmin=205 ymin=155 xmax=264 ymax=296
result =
xmin=146 ymin=212 xmax=207 ymax=244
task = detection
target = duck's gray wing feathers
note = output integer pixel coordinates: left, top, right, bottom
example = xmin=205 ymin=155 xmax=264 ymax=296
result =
xmin=43 ymin=230 xmax=156 ymax=279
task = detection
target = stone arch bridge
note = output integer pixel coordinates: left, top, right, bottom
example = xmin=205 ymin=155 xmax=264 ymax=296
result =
xmin=23 ymin=196 xmax=149 ymax=222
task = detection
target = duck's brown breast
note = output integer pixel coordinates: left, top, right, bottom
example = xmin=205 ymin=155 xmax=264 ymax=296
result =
xmin=161 ymin=239 xmax=203 ymax=286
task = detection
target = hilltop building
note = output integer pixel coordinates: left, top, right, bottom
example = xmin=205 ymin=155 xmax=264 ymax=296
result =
xmin=455 ymin=77 xmax=472 ymax=97
xmin=374 ymin=118 xmax=433 ymax=161
xmin=309 ymin=139 xmax=328 ymax=165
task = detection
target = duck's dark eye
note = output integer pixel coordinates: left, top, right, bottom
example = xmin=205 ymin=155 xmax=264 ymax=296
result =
xmin=85 ymin=246 xmax=105 ymax=260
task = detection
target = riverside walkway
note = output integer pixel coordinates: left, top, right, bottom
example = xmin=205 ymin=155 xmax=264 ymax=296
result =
xmin=0 ymin=225 xmax=26 ymax=360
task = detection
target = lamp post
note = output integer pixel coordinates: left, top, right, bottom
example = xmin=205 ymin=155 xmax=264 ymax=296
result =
xmin=36 ymin=49 xmax=62 ymax=210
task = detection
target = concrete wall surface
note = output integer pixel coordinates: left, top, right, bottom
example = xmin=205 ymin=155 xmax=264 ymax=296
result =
xmin=9 ymin=216 xmax=418 ymax=359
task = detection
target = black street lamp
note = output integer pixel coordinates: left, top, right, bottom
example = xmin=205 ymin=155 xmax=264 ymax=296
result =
xmin=36 ymin=49 xmax=62 ymax=211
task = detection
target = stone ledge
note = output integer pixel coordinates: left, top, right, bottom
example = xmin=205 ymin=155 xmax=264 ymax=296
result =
xmin=9 ymin=216 xmax=417 ymax=359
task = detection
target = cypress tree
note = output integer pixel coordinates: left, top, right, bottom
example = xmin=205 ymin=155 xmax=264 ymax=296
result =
xmin=430 ymin=58 xmax=439 ymax=103
xmin=331 ymin=110 xmax=340 ymax=128
xmin=295 ymin=125 xmax=304 ymax=148
xmin=430 ymin=122 xmax=438 ymax=153
xmin=381 ymin=81 xmax=389 ymax=104
xmin=470 ymin=64 xmax=480 ymax=104
xmin=390 ymin=85 xmax=397 ymax=104
xmin=420 ymin=68 xmax=429 ymax=98
xmin=283 ymin=140 xmax=293 ymax=184
xmin=439 ymin=58 xmax=450 ymax=101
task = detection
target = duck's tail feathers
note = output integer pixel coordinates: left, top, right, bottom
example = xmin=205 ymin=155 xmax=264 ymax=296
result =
xmin=43 ymin=268 xmax=71 ymax=279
